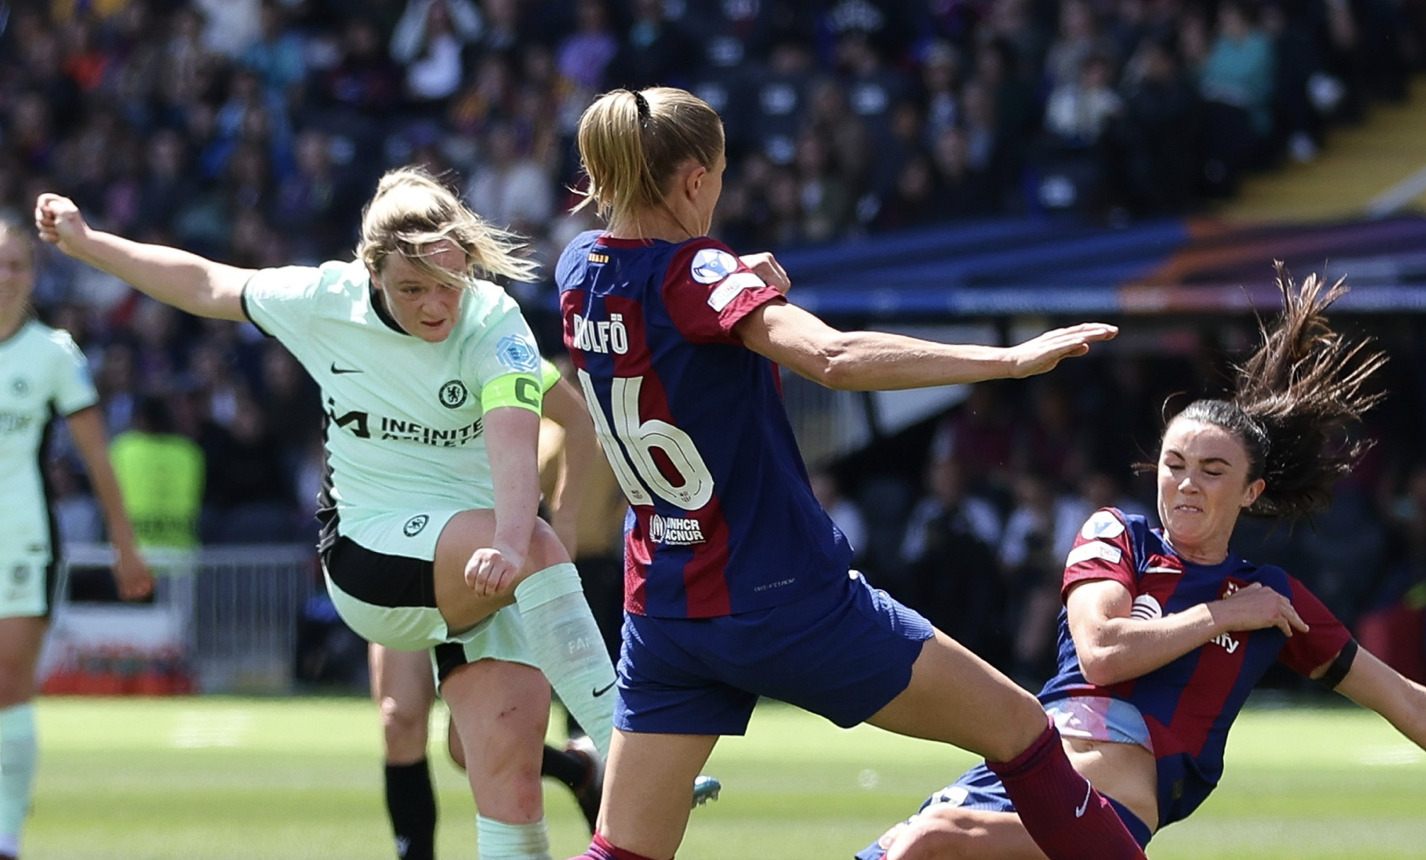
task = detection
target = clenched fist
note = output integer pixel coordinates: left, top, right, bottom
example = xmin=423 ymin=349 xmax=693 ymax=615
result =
xmin=34 ymin=193 xmax=92 ymax=257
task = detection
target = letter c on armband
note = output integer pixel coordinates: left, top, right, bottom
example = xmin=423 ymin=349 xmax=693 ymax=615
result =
xmin=516 ymin=376 xmax=539 ymax=409
xmin=480 ymin=373 xmax=542 ymax=414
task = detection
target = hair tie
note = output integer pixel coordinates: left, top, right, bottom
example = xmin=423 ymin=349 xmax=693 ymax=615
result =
xmin=633 ymin=91 xmax=650 ymax=121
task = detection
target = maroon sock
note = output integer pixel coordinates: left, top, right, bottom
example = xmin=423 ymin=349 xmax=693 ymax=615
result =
xmin=567 ymin=833 xmax=666 ymax=860
xmin=986 ymin=718 xmax=1147 ymax=860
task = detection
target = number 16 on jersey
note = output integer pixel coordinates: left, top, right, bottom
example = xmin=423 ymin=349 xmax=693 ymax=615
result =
xmin=577 ymin=369 xmax=714 ymax=511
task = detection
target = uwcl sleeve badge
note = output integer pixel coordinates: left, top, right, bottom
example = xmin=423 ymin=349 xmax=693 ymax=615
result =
xmin=1081 ymin=510 xmax=1126 ymax=540
xmin=690 ymin=248 xmax=738 ymax=284
xmin=691 ymin=248 xmax=765 ymax=312
xmin=496 ymin=334 xmax=540 ymax=373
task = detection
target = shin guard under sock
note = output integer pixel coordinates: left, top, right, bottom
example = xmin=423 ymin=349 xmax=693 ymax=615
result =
xmin=514 ymin=563 xmax=616 ymax=756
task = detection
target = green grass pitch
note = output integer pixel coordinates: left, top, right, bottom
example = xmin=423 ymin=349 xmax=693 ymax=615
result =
xmin=24 ymin=695 xmax=1426 ymax=858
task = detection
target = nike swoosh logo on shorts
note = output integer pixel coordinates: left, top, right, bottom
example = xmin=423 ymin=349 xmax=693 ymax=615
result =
xmin=593 ymin=680 xmax=616 ymax=697
xmin=330 ymin=362 xmax=362 ymax=374
xmin=1075 ymin=779 xmax=1093 ymax=818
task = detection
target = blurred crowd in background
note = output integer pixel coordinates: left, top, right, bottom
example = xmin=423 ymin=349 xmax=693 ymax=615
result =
xmin=5 ymin=0 xmax=1426 ymax=683
xmin=6 ymin=0 xmax=1422 ymax=268
xmin=814 ymin=338 xmax=1426 ymax=685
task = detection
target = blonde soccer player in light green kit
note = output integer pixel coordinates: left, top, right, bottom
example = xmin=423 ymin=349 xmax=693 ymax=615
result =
xmin=367 ymin=356 xmax=600 ymax=859
xmin=0 ymin=214 xmax=152 ymax=860
xmin=36 ymin=168 xmax=614 ymax=860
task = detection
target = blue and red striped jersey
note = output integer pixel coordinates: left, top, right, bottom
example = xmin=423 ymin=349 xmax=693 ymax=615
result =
xmin=1039 ymin=507 xmax=1351 ymax=829
xmin=556 ymin=231 xmax=853 ymax=619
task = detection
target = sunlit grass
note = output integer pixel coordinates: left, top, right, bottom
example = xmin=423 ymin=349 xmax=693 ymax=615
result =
xmin=25 ymin=695 xmax=1426 ymax=858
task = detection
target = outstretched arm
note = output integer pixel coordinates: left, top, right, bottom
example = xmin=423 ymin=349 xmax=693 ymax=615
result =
xmin=66 ymin=405 xmax=153 ymax=600
xmin=734 ymin=299 xmax=1117 ymax=391
xmin=35 ymin=193 xmax=254 ymax=322
xmin=1068 ymin=579 xmax=1309 ymax=686
xmin=1331 ymin=648 xmax=1426 ymax=749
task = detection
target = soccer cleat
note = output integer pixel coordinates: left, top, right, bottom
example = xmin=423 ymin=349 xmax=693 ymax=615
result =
xmin=564 ymin=735 xmax=604 ymax=833
xmin=692 ymin=774 xmax=722 ymax=808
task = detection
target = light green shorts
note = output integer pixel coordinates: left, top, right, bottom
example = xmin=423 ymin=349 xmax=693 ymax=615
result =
xmin=321 ymin=549 xmax=535 ymax=667
xmin=0 ymin=551 xmax=54 ymax=619
xmin=338 ymin=508 xmax=468 ymax=562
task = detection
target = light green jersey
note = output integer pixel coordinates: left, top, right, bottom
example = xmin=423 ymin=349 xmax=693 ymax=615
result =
xmin=241 ymin=260 xmax=543 ymax=542
xmin=0 ymin=320 xmax=98 ymax=561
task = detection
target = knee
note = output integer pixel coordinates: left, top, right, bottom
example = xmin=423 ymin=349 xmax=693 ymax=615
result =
xmin=984 ymin=704 xmax=1052 ymax=765
xmin=378 ymin=696 xmax=430 ymax=760
xmin=464 ymin=717 xmax=547 ymax=820
xmin=486 ymin=702 xmax=549 ymax=763
xmin=887 ymin=813 xmax=980 ymax=860
xmin=476 ymin=705 xmax=548 ymax=777
xmin=446 ymin=717 xmax=466 ymax=771
xmin=527 ymin=520 xmax=571 ymax=570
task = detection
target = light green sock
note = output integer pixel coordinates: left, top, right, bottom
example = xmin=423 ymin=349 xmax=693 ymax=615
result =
xmin=475 ymin=815 xmax=551 ymax=860
xmin=0 ymin=703 xmax=37 ymax=854
xmin=514 ymin=563 xmax=615 ymax=757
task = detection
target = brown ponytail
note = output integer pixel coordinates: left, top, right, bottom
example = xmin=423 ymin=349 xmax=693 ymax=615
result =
xmin=1171 ymin=262 xmax=1387 ymax=520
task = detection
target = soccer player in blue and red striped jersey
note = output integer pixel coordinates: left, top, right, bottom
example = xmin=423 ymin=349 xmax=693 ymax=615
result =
xmin=557 ymin=86 xmax=1146 ymax=860
xmin=861 ymin=267 xmax=1426 ymax=860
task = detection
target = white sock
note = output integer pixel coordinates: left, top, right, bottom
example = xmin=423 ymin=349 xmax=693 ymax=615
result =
xmin=0 ymin=704 xmax=37 ymax=854
xmin=514 ymin=563 xmax=615 ymax=756
xmin=475 ymin=815 xmax=552 ymax=860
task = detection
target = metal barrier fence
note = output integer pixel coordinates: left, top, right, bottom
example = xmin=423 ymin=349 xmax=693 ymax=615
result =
xmin=47 ymin=543 xmax=320 ymax=694
xmin=775 ymin=324 xmax=984 ymax=468
xmin=779 ymin=371 xmax=869 ymax=469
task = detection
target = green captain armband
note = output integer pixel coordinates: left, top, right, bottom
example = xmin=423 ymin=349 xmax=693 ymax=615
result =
xmin=482 ymin=372 xmax=543 ymax=414
xmin=539 ymin=357 xmax=562 ymax=393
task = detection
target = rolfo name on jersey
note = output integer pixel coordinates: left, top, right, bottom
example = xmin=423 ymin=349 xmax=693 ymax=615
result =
xmin=571 ymin=312 xmax=629 ymax=355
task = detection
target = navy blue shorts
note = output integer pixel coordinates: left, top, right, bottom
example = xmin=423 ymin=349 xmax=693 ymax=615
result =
xmin=615 ymin=571 xmax=933 ymax=735
xmin=852 ymin=763 xmax=1154 ymax=859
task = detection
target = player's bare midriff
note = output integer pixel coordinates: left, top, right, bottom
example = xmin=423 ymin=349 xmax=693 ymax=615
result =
xmin=1063 ymin=736 xmax=1159 ymax=832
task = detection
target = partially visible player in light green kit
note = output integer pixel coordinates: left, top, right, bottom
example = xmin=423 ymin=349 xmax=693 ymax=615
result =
xmin=0 ymin=214 xmax=152 ymax=860
xmin=35 ymin=169 xmax=615 ymax=860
